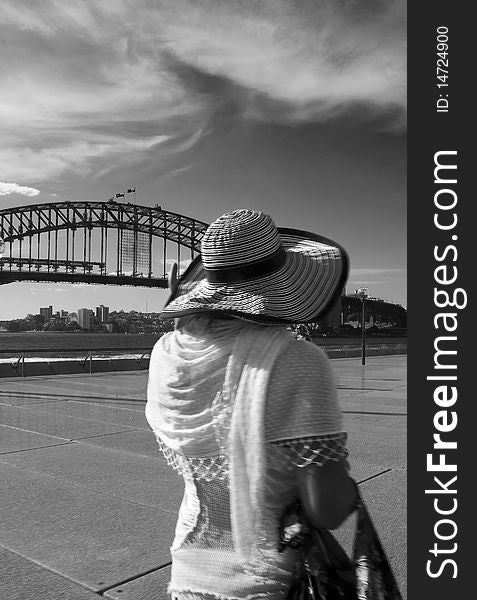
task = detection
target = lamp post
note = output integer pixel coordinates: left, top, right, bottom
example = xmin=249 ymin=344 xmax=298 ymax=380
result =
xmin=356 ymin=287 xmax=370 ymax=366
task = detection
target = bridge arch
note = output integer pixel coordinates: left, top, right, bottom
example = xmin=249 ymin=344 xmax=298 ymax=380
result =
xmin=0 ymin=201 xmax=208 ymax=287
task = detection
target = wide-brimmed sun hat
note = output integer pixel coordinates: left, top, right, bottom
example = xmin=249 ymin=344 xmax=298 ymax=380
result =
xmin=161 ymin=209 xmax=349 ymax=324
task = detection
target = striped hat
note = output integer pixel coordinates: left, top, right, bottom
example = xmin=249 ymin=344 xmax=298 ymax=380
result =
xmin=161 ymin=209 xmax=348 ymax=324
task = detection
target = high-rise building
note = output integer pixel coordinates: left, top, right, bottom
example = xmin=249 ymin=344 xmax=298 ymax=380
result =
xmin=95 ymin=305 xmax=109 ymax=323
xmin=39 ymin=305 xmax=53 ymax=320
xmin=78 ymin=308 xmax=91 ymax=330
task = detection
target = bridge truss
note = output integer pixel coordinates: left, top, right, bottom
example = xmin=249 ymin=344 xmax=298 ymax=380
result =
xmin=0 ymin=201 xmax=208 ymax=288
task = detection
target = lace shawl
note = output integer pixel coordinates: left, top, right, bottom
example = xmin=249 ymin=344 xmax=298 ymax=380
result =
xmin=146 ymin=319 xmax=291 ymax=559
xmin=146 ymin=317 xmax=344 ymax=565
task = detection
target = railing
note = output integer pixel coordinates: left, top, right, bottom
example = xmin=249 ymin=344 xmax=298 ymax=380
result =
xmin=321 ymin=342 xmax=407 ymax=360
xmin=0 ymin=347 xmax=154 ymax=378
xmin=0 ymin=341 xmax=407 ymax=378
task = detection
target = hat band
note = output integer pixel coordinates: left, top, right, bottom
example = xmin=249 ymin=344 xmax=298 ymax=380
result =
xmin=205 ymin=247 xmax=286 ymax=284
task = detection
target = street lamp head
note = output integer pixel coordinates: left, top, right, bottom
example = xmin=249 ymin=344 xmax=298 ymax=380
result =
xmin=356 ymin=286 xmax=370 ymax=300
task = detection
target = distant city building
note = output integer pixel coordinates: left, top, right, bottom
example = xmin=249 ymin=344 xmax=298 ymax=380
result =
xmin=40 ymin=305 xmax=53 ymax=320
xmin=77 ymin=308 xmax=91 ymax=330
xmin=95 ymin=305 xmax=109 ymax=323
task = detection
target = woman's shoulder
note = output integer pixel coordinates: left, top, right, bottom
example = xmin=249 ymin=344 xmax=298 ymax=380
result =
xmin=274 ymin=337 xmax=330 ymax=371
xmin=150 ymin=330 xmax=176 ymax=360
xmin=268 ymin=338 xmax=336 ymax=406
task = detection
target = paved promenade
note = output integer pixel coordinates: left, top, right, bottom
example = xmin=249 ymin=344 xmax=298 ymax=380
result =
xmin=0 ymin=355 xmax=406 ymax=599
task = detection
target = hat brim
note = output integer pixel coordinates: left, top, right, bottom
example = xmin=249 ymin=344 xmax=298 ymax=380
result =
xmin=160 ymin=228 xmax=349 ymax=324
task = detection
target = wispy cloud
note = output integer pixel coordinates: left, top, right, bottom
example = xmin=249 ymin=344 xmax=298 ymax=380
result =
xmin=163 ymin=163 xmax=199 ymax=180
xmin=161 ymin=0 xmax=406 ymax=125
xmin=1 ymin=0 xmax=406 ymax=185
xmin=0 ymin=182 xmax=40 ymax=197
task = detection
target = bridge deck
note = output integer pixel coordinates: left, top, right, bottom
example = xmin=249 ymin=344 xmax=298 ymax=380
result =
xmin=0 ymin=356 xmax=407 ymax=599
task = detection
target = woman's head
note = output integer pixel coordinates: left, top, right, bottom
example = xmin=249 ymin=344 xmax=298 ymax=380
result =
xmin=161 ymin=208 xmax=348 ymax=325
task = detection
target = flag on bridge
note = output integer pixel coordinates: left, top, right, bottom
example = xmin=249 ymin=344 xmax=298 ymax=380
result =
xmin=115 ymin=193 xmax=125 ymax=198
xmin=127 ymin=188 xmax=136 ymax=194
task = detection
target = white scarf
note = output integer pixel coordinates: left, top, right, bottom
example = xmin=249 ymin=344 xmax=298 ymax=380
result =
xmin=146 ymin=316 xmax=293 ymax=559
xmin=227 ymin=325 xmax=292 ymax=560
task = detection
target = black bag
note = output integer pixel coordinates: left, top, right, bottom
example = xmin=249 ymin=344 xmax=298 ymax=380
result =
xmin=278 ymin=486 xmax=402 ymax=600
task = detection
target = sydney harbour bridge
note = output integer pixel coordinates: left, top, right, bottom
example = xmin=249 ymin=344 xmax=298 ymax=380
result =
xmin=0 ymin=201 xmax=208 ymax=288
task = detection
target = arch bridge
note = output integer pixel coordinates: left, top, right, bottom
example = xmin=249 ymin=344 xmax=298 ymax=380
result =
xmin=0 ymin=201 xmax=208 ymax=287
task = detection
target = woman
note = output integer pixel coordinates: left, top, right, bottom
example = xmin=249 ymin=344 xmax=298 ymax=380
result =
xmin=146 ymin=209 xmax=357 ymax=600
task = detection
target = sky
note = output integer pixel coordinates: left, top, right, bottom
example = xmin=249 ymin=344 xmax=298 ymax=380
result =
xmin=0 ymin=0 xmax=406 ymax=320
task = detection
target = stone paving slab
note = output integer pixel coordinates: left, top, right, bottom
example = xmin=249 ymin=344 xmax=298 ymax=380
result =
xmin=338 ymin=386 xmax=407 ymax=402
xmin=0 ymin=372 xmax=147 ymax=400
xmin=0 ymin=356 xmax=406 ymax=599
xmin=0 ymin=546 xmax=102 ymax=600
xmin=334 ymin=471 xmax=407 ymax=598
xmin=104 ymin=566 xmax=171 ymax=600
xmin=339 ymin=394 xmax=406 ymax=415
xmin=332 ymin=360 xmax=406 ymax=379
xmin=0 ymin=390 xmax=145 ymax=407
xmin=336 ymin=379 xmax=405 ymax=391
xmin=1 ymin=442 xmax=183 ymax=512
xmin=0 ymin=462 xmax=175 ymax=592
xmin=22 ymin=399 xmax=149 ymax=429
xmin=336 ymin=388 xmax=368 ymax=399
xmin=0 ymin=404 xmax=135 ymax=440
xmin=104 ymin=472 xmax=407 ymax=600
xmin=0 ymin=424 xmax=73 ymax=454
xmin=345 ymin=413 xmax=406 ymax=470
xmin=80 ymin=429 xmax=161 ymax=458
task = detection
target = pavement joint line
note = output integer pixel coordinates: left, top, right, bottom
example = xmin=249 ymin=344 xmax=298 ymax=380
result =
xmin=0 ymin=543 xmax=104 ymax=597
xmin=76 ymin=437 xmax=161 ymax=462
xmin=338 ymin=385 xmax=396 ymax=393
xmin=68 ymin=399 xmax=145 ymax=413
xmin=74 ymin=428 xmax=143 ymax=440
xmin=337 ymin=378 xmax=404 ymax=381
xmin=96 ymin=561 xmax=172 ymax=596
xmin=342 ymin=410 xmax=407 ymax=416
xmin=352 ymin=378 xmax=403 ymax=381
xmin=0 ymin=457 xmax=179 ymax=512
xmin=1 ymin=396 xmax=146 ymax=413
xmin=0 ymin=398 xmax=75 ymax=407
xmin=7 ymin=404 xmax=145 ymax=431
xmin=0 ymin=370 xmax=148 ymax=383
xmin=0 ymin=441 xmax=74 ymax=455
xmin=0 ymin=422 xmax=72 ymax=441
xmin=357 ymin=469 xmax=393 ymax=485
xmin=0 ymin=389 xmax=145 ymax=403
